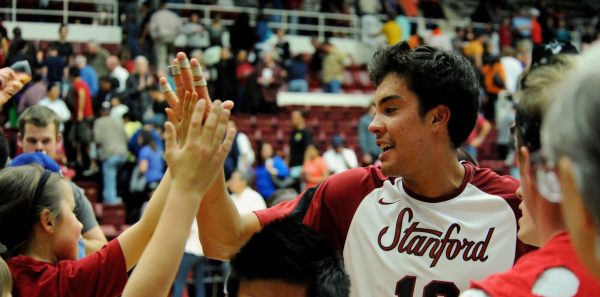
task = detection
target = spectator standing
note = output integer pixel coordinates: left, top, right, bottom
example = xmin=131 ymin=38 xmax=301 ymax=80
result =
xmin=358 ymin=105 xmax=379 ymax=165
xmin=288 ymin=110 xmax=313 ymax=181
xmin=254 ymin=141 xmax=290 ymax=200
xmin=235 ymin=50 xmax=254 ymax=111
xmin=75 ymin=54 xmax=99 ymax=98
xmin=321 ymin=41 xmax=347 ymax=93
xmin=215 ymin=47 xmax=237 ymax=108
xmin=17 ymin=73 xmax=46 ymax=114
xmin=68 ymin=66 xmax=94 ymax=172
xmin=323 ymin=135 xmax=358 ymax=174
xmin=381 ymin=15 xmax=402 ymax=46
xmin=38 ymin=82 xmax=71 ymax=132
xmin=554 ymin=18 xmax=571 ymax=43
xmin=302 ymin=144 xmax=328 ymax=189
xmin=530 ymin=9 xmax=543 ymax=45
xmin=285 ymin=54 xmax=308 ymax=93
xmin=106 ymin=55 xmax=130 ymax=94
xmin=228 ymin=170 xmax=267 ymax=213
xmin=93 ymin=103 xmax=128 ymax=205
xmin=41 ymin=45 xmax=66 ymax=89
xmin=125 ymin=56 xmax=154 ymax=121
xmin=182 ymin=12 xmax=209 ymax=53
xmin=256 ymin=51 xmax=284 ymax=114
xmin=86 ymin=42 xmax=111 ymax=78
xmin=273 ymin=28 xmax=291 ymax=63
xmin=229 ymin=120 xmax=255 ymax=175
xmin=230 ymin=12 xmax=256 ymax=54
xmin=499 ymin=17 xmax=514 ymax=48
xmin=149 ymin=1 xmax=182 ymax=70
xmin=207 ymin=13 xmax=227 ymax=47
xmin=500 ymin=46 xmax=524 ymax=94
xmin=49 ymin=24 xmax=73 ymax=64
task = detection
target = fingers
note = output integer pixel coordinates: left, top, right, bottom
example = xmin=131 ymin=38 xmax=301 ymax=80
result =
xmin=163 ymin=121 xmax=179 ymax=158
xmin=215 ymin=127 xmax=237 ymax=163
xmin=190 ymin=58 xmax=210 ymax=103
xmin=187 ymin=100 xmax=208 ymax=142
xmin=199 ymin=100 xmax=222 ymax=146
xmin=161 ymin=77 xmax=180 ymax=123
xmin=211 ymin=108 xmax=230 ymax=150
xmin=170 ymin=58 xmax=185 ymax=100
xmin=222 ymin=100 xmax=235 ymax=111
xmin=177 ymin=52 xmax=195 ymax=97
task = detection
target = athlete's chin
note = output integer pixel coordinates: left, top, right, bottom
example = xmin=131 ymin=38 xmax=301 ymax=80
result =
xmin=380 ymin=162 xmax=401 ymax=177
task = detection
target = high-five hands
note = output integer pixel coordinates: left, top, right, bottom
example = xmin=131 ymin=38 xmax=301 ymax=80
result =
xmin=164 ymin=97 xmax=236 ymax=192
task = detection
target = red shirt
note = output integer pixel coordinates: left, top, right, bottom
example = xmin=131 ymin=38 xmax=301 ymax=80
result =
xmin=471 ymin=232 xmax=600 ymax=296
xmin=531 ymin=19 xmax=543 ymax=45
xmin=73 ymin=79 xmax=94 ymax=119
xmin=8 ymin=239 xmax=128 ymax=297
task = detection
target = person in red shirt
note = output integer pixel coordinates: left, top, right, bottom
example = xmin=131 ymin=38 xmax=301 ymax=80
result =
xmin=463 ymin=45 xmax=600 ymax=297
xmin=68 ymin=65 xmax=95 ymax=173
xmin=0 ymin=90 xmax=235 ymax=297
xmin=530 ymin=9 xmax=543 ymax=45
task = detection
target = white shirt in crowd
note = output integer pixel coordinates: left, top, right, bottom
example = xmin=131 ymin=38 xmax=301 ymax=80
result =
xmin=231 ymin=188 xmax=267 ymax=214
xmin=323 ymin=147 xmax=359 ymax=174
xmin=38 ymin=97 xmax=71 ymax=132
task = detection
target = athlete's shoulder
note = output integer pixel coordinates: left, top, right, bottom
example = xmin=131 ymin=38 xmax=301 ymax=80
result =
xmin=466 ymin=162 xmax=519 ymax=199
xmin=319 ymin=165 xmax=388 ymax=196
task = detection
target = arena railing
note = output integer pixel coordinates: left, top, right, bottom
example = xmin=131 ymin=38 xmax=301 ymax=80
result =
xmin=0 ymin=0 xmax=118 ymax=25
xmin=164 ymin=3 xmax=489 ymax=41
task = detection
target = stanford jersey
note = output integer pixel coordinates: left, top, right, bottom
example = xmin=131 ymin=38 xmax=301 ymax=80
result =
xmin=255 ymin=163 xmax=533 ymax=297
xmin=468 ymin=232 xmax=600 ymax=296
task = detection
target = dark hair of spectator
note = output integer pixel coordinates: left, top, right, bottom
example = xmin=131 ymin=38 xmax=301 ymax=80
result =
xmin=68 ymin=65 xmax=80 ymax=78
xmin=0 ymin=165 xmax=64 ymax=258
xmin=140 ymin=130 xmax=157 ymax=152
xmin=226 ymin=217 xmax=350 ymax=297
xmin=368 ymin=42 xmax=480 ymax=147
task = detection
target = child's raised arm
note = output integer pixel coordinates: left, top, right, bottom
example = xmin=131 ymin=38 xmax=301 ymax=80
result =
xmin=122 ymin=95 xmax=235 ymax=297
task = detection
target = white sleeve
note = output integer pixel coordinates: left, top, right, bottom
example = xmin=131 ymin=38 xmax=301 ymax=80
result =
xmin=460 ymin=289 xmax=490 ymax=297
xmin=57 ymin=101 xmax=72 ymax=123
xmin=237 ymin=133 xmax=255 ymax=169
xmin=532 ymin=267 xmax=579 ymax=297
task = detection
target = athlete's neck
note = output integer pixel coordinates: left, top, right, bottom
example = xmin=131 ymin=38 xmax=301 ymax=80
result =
xmin=402 ymin=158 xmax=465 ymax=200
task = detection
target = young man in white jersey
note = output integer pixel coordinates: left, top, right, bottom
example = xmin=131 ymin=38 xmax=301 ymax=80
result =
xmin=167 ymin=45 xmax=533 ymax=297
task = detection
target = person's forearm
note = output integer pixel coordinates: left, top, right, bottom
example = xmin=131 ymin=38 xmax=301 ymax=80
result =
xmin=122 ymin=184 xmax=201 ymax=297
xmin=197 ymin=171 xmax=248 ymax=260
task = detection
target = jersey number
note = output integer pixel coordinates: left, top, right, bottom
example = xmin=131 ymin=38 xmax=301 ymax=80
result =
xmin=395 ymin=276 xmax=459 ymax=297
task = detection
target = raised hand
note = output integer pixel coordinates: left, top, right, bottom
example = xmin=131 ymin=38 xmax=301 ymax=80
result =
xmin=163 ymin=100 xmax=236 ymax=191
xmin=165 ymin=52 xmax=234 ymax=123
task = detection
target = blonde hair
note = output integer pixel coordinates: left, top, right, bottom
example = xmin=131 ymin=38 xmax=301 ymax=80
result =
xmin=0 ymin=257 xmax=12 ymax=297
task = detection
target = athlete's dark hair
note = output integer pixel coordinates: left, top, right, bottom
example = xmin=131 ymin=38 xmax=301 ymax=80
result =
xmin=226 ymin=217 xmax=350 ymax=297
xmin=368 ymin=42 xmax=480 ymax=147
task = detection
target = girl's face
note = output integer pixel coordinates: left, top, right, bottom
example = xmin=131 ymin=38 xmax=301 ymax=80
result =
xmin=261 ymin=143 xmax=273 ymax=159
xmin=52 ymin=181 xmax=83 ymax=261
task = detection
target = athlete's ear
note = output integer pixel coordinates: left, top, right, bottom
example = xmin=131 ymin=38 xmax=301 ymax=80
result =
xmin=430 ymin=105 xmax=450 ymax=128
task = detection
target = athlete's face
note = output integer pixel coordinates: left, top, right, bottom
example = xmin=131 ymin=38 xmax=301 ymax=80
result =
xmin=369 ymin=74 xmax=431 ymax=177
